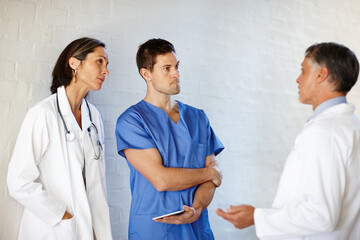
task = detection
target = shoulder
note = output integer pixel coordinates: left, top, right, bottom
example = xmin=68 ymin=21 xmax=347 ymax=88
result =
xmin=16 ymin=95 xmax=58 ymax=136
xmin=178 ymin=101 xmax=210 ymax=126
xmin=26 ymin=94 xmax=57 ymax=122
xmin=302 ymin=105 xmax=360 ymax=150
xmin=116 ymin=102 xmax=145 ymax=128
xmin=309 ymin=104 xmax=359 ymax=134
xmin=178 ymin=101 xmax=207 ymax=119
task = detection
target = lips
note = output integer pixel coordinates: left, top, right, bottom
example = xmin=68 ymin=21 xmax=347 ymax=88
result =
xmin=171 ymin=79 xmax=179 ymax=84
xmin=98 ymin=78 xmax=104 ymax=82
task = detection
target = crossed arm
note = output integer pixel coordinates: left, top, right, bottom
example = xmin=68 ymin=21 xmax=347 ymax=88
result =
xmin=124 ymin=148 xmax=221 ymax=224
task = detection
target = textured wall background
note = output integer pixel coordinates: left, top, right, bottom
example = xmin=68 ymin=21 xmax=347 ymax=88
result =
xmin=1 ymin=0 xmax=360 ymax=239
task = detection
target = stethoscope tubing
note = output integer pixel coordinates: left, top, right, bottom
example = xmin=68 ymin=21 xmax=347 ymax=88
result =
xmin=56 ymin=93 xmax=102 ymax=159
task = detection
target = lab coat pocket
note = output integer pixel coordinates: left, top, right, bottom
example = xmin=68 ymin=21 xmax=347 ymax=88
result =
xmin=184 ymin=141 xmax=207 ymax=168
xmin=52 ymin=217 xmax=76 ymax=240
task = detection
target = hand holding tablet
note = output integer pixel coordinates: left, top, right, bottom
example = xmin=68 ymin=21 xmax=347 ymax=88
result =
xmin=152 ymin=210 xmax=185 ymax=220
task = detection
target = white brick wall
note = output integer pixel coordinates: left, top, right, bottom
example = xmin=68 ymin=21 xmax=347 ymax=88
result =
xmin=1 ymin=0 xmax=360 ymax=239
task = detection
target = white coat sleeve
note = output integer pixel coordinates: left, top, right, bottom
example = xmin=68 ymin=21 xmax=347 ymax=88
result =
xmin=254 ymin=128 xmax=346 ymax=239
xmin=7 ymin=107 xmax=67 ymax=227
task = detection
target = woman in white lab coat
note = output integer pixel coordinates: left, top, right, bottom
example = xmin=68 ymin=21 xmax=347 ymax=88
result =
xmin=7 ymin=37 xmax=113 ymax=240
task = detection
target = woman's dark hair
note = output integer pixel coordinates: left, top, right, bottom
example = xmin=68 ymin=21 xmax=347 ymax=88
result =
xmin=136 ymin=38 xmax=175 ymax=72
xmin=51 ymin=37 xmax=105 ymax=94
xmin=306 ymin=42 xmax=359 ymax=94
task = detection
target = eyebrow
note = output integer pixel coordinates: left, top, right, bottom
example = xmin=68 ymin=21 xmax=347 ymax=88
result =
xmin=162 ymin=61 xmax=180 ymax=68
xmin=98 ymin=55 xmax=109 ymax=64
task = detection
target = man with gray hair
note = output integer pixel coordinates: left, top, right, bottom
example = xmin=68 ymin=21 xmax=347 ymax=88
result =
xmin=217 ymin=42 xmax=360 ymax=240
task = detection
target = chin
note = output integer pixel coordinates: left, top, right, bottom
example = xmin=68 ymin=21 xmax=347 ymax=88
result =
xmin=95 ymin=83 xmax=103 ymax=91
xmin=174 ymin=89 xmax=181 ymax=95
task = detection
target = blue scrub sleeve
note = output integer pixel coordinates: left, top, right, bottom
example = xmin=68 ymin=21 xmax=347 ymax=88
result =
xmin=204 ymin=112 xmax=224 ymax=156
xmin=207 ymin=126 xmax=224 ymax=156
xmin=115 ymin=111 xmax=157 ymax=158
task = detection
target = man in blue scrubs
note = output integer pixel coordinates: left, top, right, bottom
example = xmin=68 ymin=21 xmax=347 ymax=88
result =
xmin=115 ymin=38 xmax=224 ymax=239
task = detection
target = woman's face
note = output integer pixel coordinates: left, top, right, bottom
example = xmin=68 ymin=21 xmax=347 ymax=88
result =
xmin=76 ymin=46 xmax=109 ymax=91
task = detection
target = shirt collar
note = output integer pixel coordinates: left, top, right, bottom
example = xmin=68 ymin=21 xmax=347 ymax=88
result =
xmin=307 ymin=96 xmax=347 ymax=122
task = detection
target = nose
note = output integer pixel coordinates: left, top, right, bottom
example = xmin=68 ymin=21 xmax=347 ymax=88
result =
xmin=173 ymin=68 xmax=180 ymax=78
xmin=103 ymin=66 xmax=109 ymax=76
xmin=296 ymin=75 xmax=301 ymax=84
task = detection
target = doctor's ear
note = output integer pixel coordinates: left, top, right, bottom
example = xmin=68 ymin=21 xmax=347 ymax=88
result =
xmin=68 ymin=57 xmax=81 ymax=72
xmin=140 ymin=68 xmax=151 ymax=82
xmin=317 ymin=66 xmax=329 ymax=83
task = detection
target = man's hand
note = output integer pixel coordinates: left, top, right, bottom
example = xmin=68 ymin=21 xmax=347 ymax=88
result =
xmin=206 ymin=157 xmax=222 ymax=187
xmin=216 ymin=205 xmax=255 ymax=229
xmin=154 ymin=205 xmax=200 ymax=225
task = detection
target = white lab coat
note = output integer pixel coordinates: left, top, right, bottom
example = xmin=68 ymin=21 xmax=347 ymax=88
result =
xmin=7 ymin=86 xmax=113 ymax=240
xmin=254 ymin=103 xmax=360 ymax=240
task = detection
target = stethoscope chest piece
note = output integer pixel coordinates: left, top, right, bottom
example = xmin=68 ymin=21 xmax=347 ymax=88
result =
xmin=66 ymin=131 xmax=75 ymax=142
xmin=57 ymin=92 xmax=101 ymax=159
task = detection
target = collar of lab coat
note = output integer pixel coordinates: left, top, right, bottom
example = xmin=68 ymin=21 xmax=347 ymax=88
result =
xmin=57 ymin=86 xmax=92 ymax=131
xmin=307 ymin=103 xmax=355 ymax=124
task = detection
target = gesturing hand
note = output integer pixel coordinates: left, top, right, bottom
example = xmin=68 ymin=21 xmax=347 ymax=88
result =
xmin=216 ymin=204 xmax=255 ymax=229
xmin=154 ymin=205 xmax=200 ymax=225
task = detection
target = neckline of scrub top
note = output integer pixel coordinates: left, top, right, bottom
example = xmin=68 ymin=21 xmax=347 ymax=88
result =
xmin=57 ymin=86 xmax=92 ymax=132
xmin=141 ymin=99 xmax=183 ymax=125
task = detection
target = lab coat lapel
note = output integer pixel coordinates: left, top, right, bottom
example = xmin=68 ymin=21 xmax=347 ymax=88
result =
xmin=57 ymin=86 xmax=73 ymax=117
xmin=56 ymin=86 xmax=77 ymax=212
xmin=57 ymin=86 xmax=73 ymax=172
xmin=81 ymin=99 xmax=92 ymax=132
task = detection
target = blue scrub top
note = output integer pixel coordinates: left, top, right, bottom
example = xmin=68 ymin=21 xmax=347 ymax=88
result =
xmin=116 ymin=100 xmax=224 ymax=240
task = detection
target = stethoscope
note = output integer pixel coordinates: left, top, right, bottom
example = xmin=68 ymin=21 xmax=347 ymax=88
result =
xmin=56 ymin=93 xmax=103 ymax=160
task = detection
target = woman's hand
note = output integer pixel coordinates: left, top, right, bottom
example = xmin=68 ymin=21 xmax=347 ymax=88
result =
xmin=62 ymin=211 xmax=73 ymax=220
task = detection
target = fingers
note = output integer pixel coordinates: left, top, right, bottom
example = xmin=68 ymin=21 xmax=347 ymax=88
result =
xmin=155 ymin=205 xmax=199 ymax=225
xmin=206 ymin=158 xmax=222 ymax=187
xmin=227 ymin=205 xmax=243 ymax=213
xmin=216 ymin=205 xmax=255 ymax=229
xmin=215 ymin=208 xmax=226 ymax=217
xmin=213 ymin=167 xmax=223 ymax=187
xmin=216 ymin=208 xmax=236 ymax=223
xmin=155 ymin=215 xmax=183 ymax=225
xmin=183 ymin=205 xmax=196 ymax=215
xmin=211 ymin=170 xmax=222 ymax=187
xmin=155 ymin=209 xmax=193 ymax=224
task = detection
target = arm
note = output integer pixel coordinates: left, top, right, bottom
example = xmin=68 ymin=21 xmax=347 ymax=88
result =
xmin=155 ymin=154 xmax=220 ymax=224
xmin=124 ymin=149 xmax=221 ymax=192
xmin=217 ymin=128 xmax=347 ymax=238
xmin=252 ymin=130 xmax=346 ymax=239
xmin=192 ymin=154 xmax=219 ymax=215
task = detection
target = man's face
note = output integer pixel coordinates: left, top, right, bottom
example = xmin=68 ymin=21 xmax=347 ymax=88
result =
xmin=296 ymin=56 xmax=321 ymax=106
xmin=148 ymin=52 xmax=180 ymax=95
